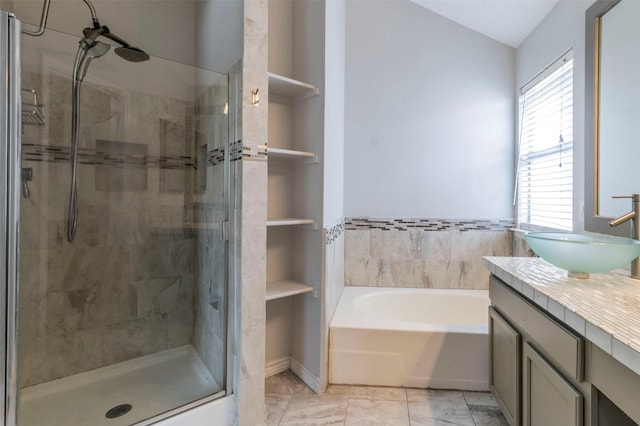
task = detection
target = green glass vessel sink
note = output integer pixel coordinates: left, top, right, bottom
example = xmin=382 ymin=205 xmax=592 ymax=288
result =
xmin=524 ymin=232 xmax=640 ymax=275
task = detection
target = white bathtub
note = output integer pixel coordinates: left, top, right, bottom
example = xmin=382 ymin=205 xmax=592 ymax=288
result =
xmin=329 ymin=286 xmax=489 ymax=391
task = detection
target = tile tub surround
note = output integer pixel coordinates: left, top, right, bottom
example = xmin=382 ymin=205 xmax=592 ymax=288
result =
xmin=325 ymin=218 xmax=346 ymax=320
xmin=265 ymin=370 xmax=508 ymax=426
xmin=321 ymin=219 xmax=346 ymax=391
xmin=484 ymin=256 xmax=640 ymax=377
xmin=345 ymin=218 xmax=513 ymax=289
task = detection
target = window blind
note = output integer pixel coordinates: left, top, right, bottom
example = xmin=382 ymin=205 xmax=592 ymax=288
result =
xmin=517 ymin=52 xmax=574 ymax=231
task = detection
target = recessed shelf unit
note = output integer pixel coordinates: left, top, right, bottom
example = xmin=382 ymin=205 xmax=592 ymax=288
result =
xmin=268 ymin=72 xmax=319 ymax=104
xmin=266 ymin=280 xmax=315 ymax=301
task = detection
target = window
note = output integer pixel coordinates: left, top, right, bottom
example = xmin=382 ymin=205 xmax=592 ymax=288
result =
xmin=516 ymin=51 xmax=573 ymax=231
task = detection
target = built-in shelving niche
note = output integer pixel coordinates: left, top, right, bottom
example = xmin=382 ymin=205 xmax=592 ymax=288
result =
xmin=266 ymin=279 xmax=315 ymax=301
xmin=266 ymin=72 xmax=319 ymax=303
xmin=267 ymin=218 xmax=315 ymax=227
xmin=268 ymin=72 xmax=319 ymax=104
xmin=266 ymin=147 xmax=318 ymax=163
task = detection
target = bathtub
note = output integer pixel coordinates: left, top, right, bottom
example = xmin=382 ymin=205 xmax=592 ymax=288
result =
xmin=329 ymin=286 xmax=489 ymax=391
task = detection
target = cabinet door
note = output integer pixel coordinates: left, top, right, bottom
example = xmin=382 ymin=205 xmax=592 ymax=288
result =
xmin=523 ymin=342 xmax=583 ymax=426
xmin=489 ymin=307 xmax=521 ymax=426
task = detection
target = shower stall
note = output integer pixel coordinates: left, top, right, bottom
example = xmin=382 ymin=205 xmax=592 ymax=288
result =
xmin=0 ymin=1 xmax=238 ymax=424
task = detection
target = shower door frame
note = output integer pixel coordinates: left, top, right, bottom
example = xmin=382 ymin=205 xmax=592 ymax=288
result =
xmin=1 ymin=11 xmax=22 ymax=426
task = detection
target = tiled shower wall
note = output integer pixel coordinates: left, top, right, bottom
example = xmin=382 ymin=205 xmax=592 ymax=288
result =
xmin=19 ymin=68 xmax=228 ymax=388
xmin=345 ymin=218 xmax=513 ymax=289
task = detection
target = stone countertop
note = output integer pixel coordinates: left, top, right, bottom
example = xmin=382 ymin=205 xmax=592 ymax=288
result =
xmin=483 ymin=256 xmax=640 ymax=376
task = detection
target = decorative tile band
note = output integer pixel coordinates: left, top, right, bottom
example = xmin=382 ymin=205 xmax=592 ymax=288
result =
xmin=241 ymin=144 xmax=268 ymax=162
xmin=231 ymin=140 xmax=244 ymax=162
xmin=23 ymin=141 xmax=243 ymax=169
xmin=346 ymin=217 xmax=514 ymax=232
xmin=208 ymin=141 xmax=243 ymax=166
xmin=325 ymin=218 xmax=345 ymax=245
xmin=208 ymin=146 xmax=226 ymax=166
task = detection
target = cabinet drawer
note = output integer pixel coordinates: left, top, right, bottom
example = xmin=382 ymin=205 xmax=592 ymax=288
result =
xmin=490 ymin=276 xmax=584 ymax=382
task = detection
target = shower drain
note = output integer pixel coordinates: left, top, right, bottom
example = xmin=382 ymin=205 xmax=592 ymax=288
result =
xmin=105 ymin=404 xmax=133 ymax=419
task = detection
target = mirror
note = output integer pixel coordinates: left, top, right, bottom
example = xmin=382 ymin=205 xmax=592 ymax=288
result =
xmin=585 ymin=0 xmax=640 ymax=236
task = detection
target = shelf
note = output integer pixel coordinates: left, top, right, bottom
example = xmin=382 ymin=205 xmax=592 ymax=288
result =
xmin=265 ymin=146 xmax=318 ymax=163
xmin=266 ymin=280 xmax=314 ymax=301
xmin=268 ymin=72 xmax=319 ymax=104
xmin=267 ymin=218 xmax=316 ymax=228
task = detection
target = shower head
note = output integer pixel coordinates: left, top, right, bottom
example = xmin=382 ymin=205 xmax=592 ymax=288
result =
xmin=80 ymin=0 xmax=150 ymax=63
xmin=114 ymin=46 xmax=150 ymax=62
xmin=82 ymin=26 xmax=150 ymax=63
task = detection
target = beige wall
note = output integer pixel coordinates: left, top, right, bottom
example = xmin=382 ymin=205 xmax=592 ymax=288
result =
xmin=15 ymin=0 xmax=196 ymax=67
xmin=0 ymin=1 xmax=13 ymax=12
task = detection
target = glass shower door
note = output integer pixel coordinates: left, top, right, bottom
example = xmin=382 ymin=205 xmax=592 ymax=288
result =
xmin=0 ymin=9 xmax=22 ymax=426
xmin=11 ymin=18 xmax=231 ymax=426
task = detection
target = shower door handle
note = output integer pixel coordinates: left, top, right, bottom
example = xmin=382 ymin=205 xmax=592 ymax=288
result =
xmin=220 ymin=221 xmax=229 ymax=241
xmin=21 ymin=167 xmax=33 ymax=198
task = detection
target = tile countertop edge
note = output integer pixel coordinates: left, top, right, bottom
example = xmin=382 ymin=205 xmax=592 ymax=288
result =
xmin=483 ymin=256 xmax=640 ymax=377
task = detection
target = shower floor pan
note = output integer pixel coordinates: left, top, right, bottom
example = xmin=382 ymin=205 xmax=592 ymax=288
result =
xmin=19 ymin=345 xmax=221 ymax=426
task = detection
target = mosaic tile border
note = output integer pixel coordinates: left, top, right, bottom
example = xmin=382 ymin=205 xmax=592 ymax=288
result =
xmin=208 ymin=140 xmax=243 ymax=166
xmin=325 ymin=218 xmax=345 ymax=245
xmin=23 ymin=141 xmax=243 ymax=169
xmin=241 ymin=144 xmax=268 ymax=162
xmin=346 ymin=217 xmax=514 ymax=232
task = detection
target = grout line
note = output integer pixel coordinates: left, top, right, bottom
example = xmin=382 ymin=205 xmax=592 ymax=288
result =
xmin=344 ymin=395 xmax=350 ymax=426
xmin=276 ymin=394 xmax=291 ymax=426
xmin=469 ymin=398 xmax=479 ymax=426
xmin=405 ymin=394 xmax=411 ymax=425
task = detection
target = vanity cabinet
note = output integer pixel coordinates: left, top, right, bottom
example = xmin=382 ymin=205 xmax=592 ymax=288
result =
xmin=489 ymin=307 xmax=521 ymax=425
xmin=523 ymin=342 xmax=583 ymax=426
xmin=489 ymin=275 xmax=588 ymax=426
xmin=485 ymin=257 xmax=640 ymax=426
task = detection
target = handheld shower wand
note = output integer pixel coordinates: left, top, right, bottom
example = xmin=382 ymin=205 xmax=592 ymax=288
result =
xmin=67 ymin=0 xmax=150 ymax=242
xmin=67 ymin=39 xmax=111 ymax=242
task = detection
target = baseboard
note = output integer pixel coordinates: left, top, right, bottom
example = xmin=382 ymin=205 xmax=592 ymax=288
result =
xmin=265 ymin=357 xmax=291 ymax=378
xmin=290 ymin=357 xmax=320 ymax=392
xmin=265 ymin=357 xmax=321 ymax=392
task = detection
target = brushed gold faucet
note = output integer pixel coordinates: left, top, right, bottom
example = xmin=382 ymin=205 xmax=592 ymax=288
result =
xmin=609 ymin=194 xmax=640 ymax=279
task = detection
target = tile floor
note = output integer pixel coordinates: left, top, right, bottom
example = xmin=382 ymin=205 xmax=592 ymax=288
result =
xmin=265 ymin=371 xmax=508 ymax=426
